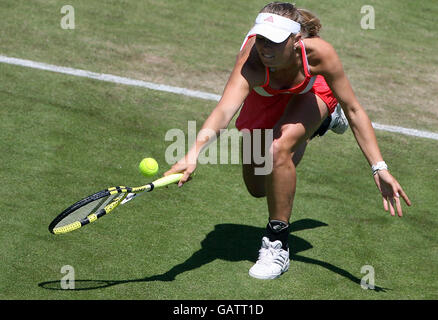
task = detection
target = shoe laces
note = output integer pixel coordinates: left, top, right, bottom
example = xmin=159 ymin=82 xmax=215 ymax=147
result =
xmin=257 ymin=238 xmax=283 ymax=265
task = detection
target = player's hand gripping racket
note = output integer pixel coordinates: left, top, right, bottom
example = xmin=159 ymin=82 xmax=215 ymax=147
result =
xmin=48 ymin=173 xmax=183 ymax=235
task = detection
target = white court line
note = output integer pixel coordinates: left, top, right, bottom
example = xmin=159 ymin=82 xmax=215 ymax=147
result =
xmin=372 ymin=123 xmax=438 ymax=141
xmin=1 ymin=54 xmax=437 ymax=141
xmin=0 ymin=55 xmax=221 ymax=102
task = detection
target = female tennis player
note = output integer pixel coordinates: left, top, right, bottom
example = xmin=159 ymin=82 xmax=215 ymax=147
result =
xmin=165 ymin=2 xmax=411 ymax=280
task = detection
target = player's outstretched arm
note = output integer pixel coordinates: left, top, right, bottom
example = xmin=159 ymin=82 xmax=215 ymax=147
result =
xmin=314 ymin=39 xmax=411 ymax=216
xmin=164 ymin=45 xmax=254 ymax=186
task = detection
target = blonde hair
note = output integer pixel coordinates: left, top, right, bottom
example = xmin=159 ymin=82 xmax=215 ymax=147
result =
xmin=260 ymin=2 xmax=321 ymax=38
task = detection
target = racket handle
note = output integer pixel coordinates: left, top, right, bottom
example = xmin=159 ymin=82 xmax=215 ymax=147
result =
xmin=152 ymin=173 xmax=184 ymax=188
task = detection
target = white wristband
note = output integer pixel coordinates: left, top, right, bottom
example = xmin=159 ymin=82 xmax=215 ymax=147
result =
xmin=371 ymin=161 xmax=388 ymax=175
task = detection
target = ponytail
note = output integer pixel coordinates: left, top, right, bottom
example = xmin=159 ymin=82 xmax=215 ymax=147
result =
xmin=297 ymin=8 xmax=321 ymax=38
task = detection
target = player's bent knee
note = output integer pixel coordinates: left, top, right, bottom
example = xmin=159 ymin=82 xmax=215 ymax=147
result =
xmin=242 ymin=164 xmax=266 ymax=198
xmin=243 ymin=176 xmax=266 ymax=198
xmin=270 ymin=138 xmax=295 ymax=169
xmin=247 ymin=188 xmax=266 ymax=198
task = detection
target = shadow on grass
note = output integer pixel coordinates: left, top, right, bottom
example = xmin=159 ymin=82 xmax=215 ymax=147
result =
xmin=38 ymin=218 xmax=389 ymax=292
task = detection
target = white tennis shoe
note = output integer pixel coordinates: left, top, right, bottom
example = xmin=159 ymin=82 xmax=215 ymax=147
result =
xmin=329 ymin=104 xmax=349 ymax=134
xmin=249 ymin=237 xmax=290 ymax=280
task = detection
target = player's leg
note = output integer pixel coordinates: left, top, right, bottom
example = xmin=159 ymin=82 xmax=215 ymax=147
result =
xmin=241 ymin=130 xmax=308 ymax=198
xmin=266 ymin=92 xmax=329 ymax=224
xmin=249 ymin=92 xmax=329 ymax=280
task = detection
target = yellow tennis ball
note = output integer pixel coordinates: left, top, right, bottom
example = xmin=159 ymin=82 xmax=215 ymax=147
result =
xmin=139 ymin=158 xmax=159 ymax=177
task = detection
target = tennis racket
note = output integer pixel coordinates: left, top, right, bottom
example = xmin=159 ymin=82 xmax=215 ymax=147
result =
xmin=49 ymin=173 xmax=183 ymax=235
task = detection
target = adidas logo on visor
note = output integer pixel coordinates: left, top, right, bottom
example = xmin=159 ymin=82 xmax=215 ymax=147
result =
xmin=264 ymin=16 xmax=274 ymax=23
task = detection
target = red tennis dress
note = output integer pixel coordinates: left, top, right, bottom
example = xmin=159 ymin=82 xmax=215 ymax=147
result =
xmin=235 ymin=36 xmax=338 ymax=131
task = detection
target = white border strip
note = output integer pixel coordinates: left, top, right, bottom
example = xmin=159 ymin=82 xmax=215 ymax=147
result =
xmin=1 ymin=54 xmax=437 ymax=141
xmin=0 ymin=55 xmax=222 ymax=102
xmin=372 ymin=123 xmax=438 ymax=141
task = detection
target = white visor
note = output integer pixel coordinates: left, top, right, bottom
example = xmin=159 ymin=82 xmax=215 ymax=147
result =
xmin=248 ymin=13 xmax=301 ymax=43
